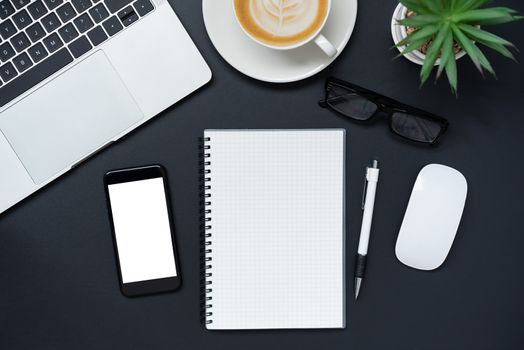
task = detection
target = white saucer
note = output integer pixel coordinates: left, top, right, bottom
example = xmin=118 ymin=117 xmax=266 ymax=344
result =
xmin=202 ymin=0 xmax=358 ymax=83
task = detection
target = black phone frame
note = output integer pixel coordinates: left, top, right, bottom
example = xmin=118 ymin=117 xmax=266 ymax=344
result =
xmin=104 ymin=164 xmax=181 ymax=297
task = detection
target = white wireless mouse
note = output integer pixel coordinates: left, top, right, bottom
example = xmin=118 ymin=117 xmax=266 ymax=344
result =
xmin=395 ymin=164 xmax=467 ymax=270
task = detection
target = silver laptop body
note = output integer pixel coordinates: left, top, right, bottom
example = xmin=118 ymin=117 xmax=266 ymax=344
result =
xmin=0 ymin=0 xmax=211 ymax=214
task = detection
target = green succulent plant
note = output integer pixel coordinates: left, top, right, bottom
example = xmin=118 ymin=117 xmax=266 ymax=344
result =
xmin=396 ymin=0 xmax=523 ymax=94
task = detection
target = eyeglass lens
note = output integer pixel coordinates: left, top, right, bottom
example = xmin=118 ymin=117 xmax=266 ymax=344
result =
xmin=391 ymin=112 xmax=443 ymax=143
xmin=326 ymin=84 xmax=378 ymax=121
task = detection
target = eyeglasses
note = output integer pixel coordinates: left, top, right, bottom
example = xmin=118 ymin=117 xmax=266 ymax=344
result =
xmin=319 ymin=77 xmax=449 ymax=145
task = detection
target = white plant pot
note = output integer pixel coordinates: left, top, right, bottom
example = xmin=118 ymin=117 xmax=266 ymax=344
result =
xmin=391 ymin=3 xmax=466 ymax=66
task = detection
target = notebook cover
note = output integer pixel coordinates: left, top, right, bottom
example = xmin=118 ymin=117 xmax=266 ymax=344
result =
xmin=201 ymin=129 xmax=346 ymax=330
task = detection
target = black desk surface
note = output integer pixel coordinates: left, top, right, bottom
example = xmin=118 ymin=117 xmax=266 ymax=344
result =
xmin=1 ymin=1 xmax=524 ymax=349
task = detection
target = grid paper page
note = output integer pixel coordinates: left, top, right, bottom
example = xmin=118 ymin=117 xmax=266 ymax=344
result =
xmin=204 ymin=130 xmax=345 ymax=330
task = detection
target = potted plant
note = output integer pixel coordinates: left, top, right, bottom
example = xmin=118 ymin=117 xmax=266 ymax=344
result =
xmin=391 ymin=0 xmax=523 ymax=94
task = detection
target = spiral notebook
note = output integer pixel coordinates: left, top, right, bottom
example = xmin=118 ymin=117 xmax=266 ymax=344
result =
xmin=201 ymin=129 xmax=346 ymax=330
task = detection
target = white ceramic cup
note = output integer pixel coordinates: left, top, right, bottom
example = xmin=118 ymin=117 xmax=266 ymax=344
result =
xmin=233 ymin=0 xmax=338 ymax=57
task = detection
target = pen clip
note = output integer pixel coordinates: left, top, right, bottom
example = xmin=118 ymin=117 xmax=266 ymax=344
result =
xmin=361 ymin=167 xmax=369 ymax=210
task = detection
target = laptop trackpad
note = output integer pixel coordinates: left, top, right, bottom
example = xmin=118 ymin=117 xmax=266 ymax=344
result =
xmin=0 ymin=51 xmax=143 ymax=184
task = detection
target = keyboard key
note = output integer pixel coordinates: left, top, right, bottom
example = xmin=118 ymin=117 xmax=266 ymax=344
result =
xmin=0 ymin=61 xmax=17 ymax=82
xmin=12 ymin=9 xmax=33 ymax=30
xmin=73 ymin=13 xmax=93 ymax=33
xmin=133 ymin=0 xmax=152 ymax=16
xmin=86 ymin=25 xmax=106 ymax=46
xmin=68 ymin=35 xmax=91 ymax=57
xmin=10 ymin=32 xmax=31 ymax=52
xmin=41 ymin=12 xmax=61 ymax=32
xmin=58 ymin=23 xmax=78 ymax=43
xmin=0 ymin=0 xmax=15 ymax=19
xmin=0 ymin=19 xmax=17 ymax=40
xmin=42 ymin=32 xmax=63 ymax=52
xmin=43 ymin=0 xmax=63 ymax=10
xmin=56 ymin=2 xmax=77 ymax=22
xmin=104 ymin=0 xmax=132 ymax=13
xmin=28 ymin=0 xmax=48 ymax=20
xmin=11 ymin=0 xmax=30 ymax=10
xmin=0 ymin=48 xmax=73 ymax=107
xmin=89 ymin=3 xmax=108 ymax=23
xmin=12 ymin=52 xmax=32 ymax=72
xmin=0 ymin=42 xmax=16 ymax=62
xmin=71 ymin=0 xmax=92 ymax=13
xmin=26 ymin=22 xmax=46 ymax=42
xmin=117 ymin=6 xmax=137 ymax=27
xmin=27 ymin=42 xmax=48 ymax=62
xmin=102 ymin=15 xmax=122 ymax=36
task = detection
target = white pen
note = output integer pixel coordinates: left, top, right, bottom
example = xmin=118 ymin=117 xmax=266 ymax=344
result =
xmin=354 ymin=159 xmax=380 ymax=300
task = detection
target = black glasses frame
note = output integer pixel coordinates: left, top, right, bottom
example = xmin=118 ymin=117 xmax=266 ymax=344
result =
xmin=319 ymin=77 xmax=449 ymax=145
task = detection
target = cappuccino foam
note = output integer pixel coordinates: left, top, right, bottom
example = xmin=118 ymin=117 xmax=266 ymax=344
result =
xmin=234 ymin=0 xmax=329 ymax=47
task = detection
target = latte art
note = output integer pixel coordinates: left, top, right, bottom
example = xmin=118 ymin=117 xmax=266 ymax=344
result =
xmin=234 ymin=0 xmax=329 ymax=47
xmin=254 ymin=0 xmax=318 ymax=37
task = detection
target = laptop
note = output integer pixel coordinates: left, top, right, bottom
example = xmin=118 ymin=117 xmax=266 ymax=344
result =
xmin=0 ymin=0 xmax=211 ymax=214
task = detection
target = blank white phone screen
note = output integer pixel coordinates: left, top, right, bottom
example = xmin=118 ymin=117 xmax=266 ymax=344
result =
xmin=108 ymin=177 xmax=177 ymax=284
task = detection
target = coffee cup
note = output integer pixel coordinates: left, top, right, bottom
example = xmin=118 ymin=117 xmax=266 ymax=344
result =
xmin=233 ymin=0 xmax=338 ymax=57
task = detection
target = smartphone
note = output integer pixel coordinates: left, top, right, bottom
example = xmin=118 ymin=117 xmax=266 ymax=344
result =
xmin=104 ymin=165 xmax=181 ymax=296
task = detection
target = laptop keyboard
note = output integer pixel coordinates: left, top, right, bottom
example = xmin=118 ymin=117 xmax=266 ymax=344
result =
xmin=0 ymin=0 xmax=154 ymax=108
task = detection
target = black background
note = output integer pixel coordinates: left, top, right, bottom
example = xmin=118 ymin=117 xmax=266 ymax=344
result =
xmin=1 ymin=1 xmax=524 ymax=349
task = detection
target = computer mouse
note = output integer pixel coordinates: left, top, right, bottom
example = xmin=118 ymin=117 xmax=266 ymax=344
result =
xmin=395 ymin=164 xmax=467 ymax=270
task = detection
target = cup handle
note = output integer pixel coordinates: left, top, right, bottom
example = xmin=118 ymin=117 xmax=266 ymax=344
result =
xmin=314 ymin=34 xmax=337 ymax=57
